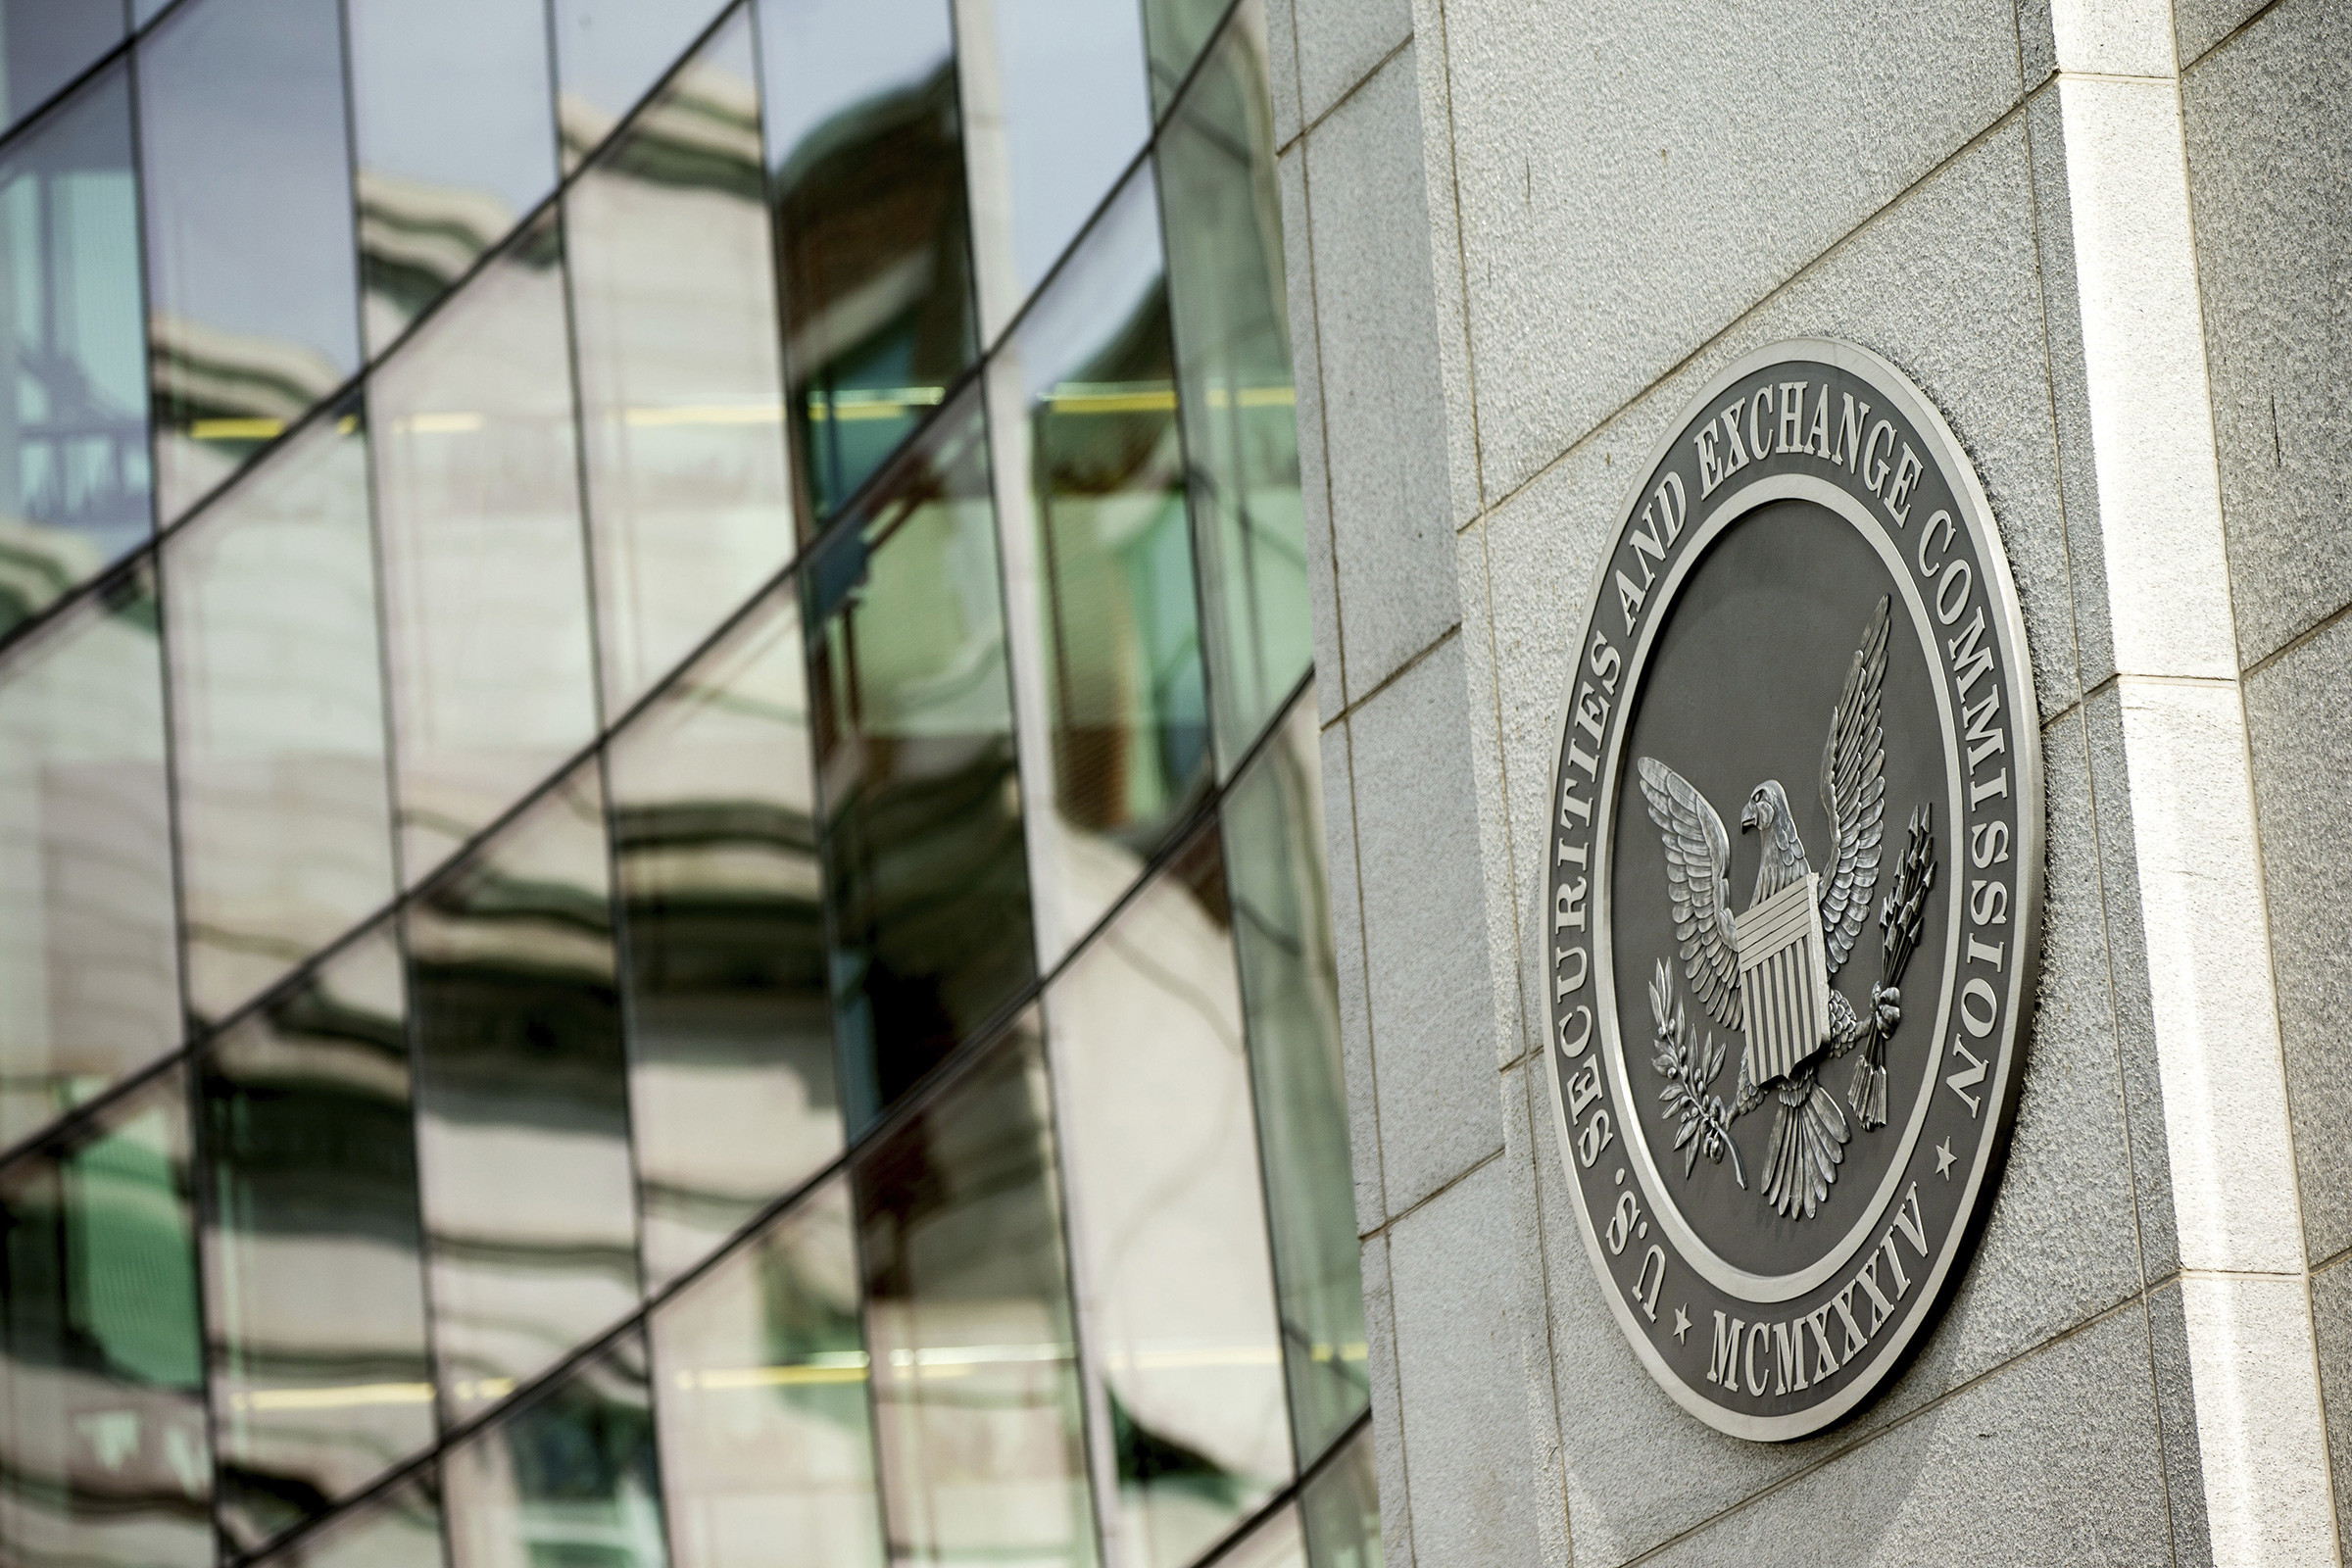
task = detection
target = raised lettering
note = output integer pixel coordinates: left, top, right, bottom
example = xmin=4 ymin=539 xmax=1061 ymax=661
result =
xmin=1962 ymin=687 xmax=2006 ymax=769
xmin=1834 ymin=395 xmax=1871 ymax=471
xmin=1554 ymin=877 xmax=1588 ymax=932
xmin=1607 ymin=1190 xmax=1640 ymax=1256
xmin=1695 ymin=424 xmax=1725 ymax=498
xmin=1565 ymin=740 xmax=1598 ymax=780
xmin=1804 ymin=1306 xmax=1841 ymax=1376
xmin=1577 ymin=1105 xmax=1613 ymax=1165
xmin=1959 ymin=976 xmax=1998 ymax=1035
xmin=1627 ymin=505 xmax=1671 ymax=586
xmin=1830 ymin=1285 xmax=1870 ymax=1358
xmin=1555 ymin=836 xmax=1589 ymax=868
xmin=1632 ymin=1245 xmax=1664 ymax=1321
xmin=1574 ymin=681 xmax=1608 ymax=745
xmin=1970 ymin=879 xmax=2009 ymax=926
xmin=1879 ymin=1234 xmax=1912 ymax=1297
xmin=1916 ymin=509 xmax=1956 ymax=577
xmin=1589 ymin=630 xmax=1622 ymax=694
xmin=1719 ymin=406 xmax=1753 ymax=477
xmin=1890 ymin=1184 xmax=1928 ymax=1257
xmin=1947 ymin=607 xmax=1994 ymax=695
xmin=1945 ymin=1037 xmax=1988 ymax=1116
xmin=1744 ymin=1321 xmax=1770 ymax=1396
xmin=1654 ymin=472 xmax=1687 ymax=537
xmin=1747 ymin=387 xmax=1771 ymax=467
xmin=1853 ymin=1254 xmax=1896 ymax=1334
xmin=1884 ymin=444 xmax=1925 ymax=524
xmin=1935 ymin=559 xmax=1974 ymax=624
xmin=1615 ymin=570 xmax=1648 ymax=633
xmin=1806 ymin=384 xmax=1834 ymax=459
xmin=1966 ymin=935 xmax=2005 ymax=969
xmin=1970 ymin=769 xmax=2011 ymax=808
xmin=1777 ymin=381 xmax=1808 ymax=453
xmin=1970 ymin=820 xmax=2010 ymax=867
xmin=1558 ymin=790 xmax=1592 ymax=827
xmin=1552 ymin=945 xmax=1590 ymax=998
xmin=1710 ymin=1313 xmax=1744 ymax=1391
xmin=1567 ymin=1060 xmax=1602 ymax=1119
xmin=1862 ymin=419 xmax=1895 ymax=493
xmin=1773 ymin=1320 xmax=1807 ymax=1394
xmin=1558 ymin=1005 xmax=1592 ymax=1057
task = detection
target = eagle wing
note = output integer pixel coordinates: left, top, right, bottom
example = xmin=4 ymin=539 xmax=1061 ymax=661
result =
xmin=1817 ymin=596 xmax=1890 ymax=978
xmin=1637 ymin=757 xmax=1740 ymax=1032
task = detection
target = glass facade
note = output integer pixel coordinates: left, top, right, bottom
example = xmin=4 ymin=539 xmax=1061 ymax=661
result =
xmin=0 ymin=6 xmax=1365 ymax=1568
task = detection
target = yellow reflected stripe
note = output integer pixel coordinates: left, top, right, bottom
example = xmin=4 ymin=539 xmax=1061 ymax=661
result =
xmin=189 ymin=417 xmax=285 ymax=441
xmin=229 ymin=1382 xmax=434 ymax=1412
xmin=1206 ymin=385 xmax=1296 ymax=410
xmin=1048 ymin=388 xmax=1176 ymax=415
xmin=680 ymin=1364 xmax=870 ymax=1390
xmin=806 ymin=388 xmax=946 ymax=423
xmin=625 ymin=403 xmax=785 ymax=427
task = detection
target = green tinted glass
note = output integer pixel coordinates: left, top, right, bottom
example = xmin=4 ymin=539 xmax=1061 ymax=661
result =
xmin=1156 ymin=16 xmax=1311 ymax=769
xmin=0 ymin=569 xmax=178 ymax=1150
xmin=651 ymin=1176 xmax=882 ymax=1568
xmin=201 ymin=923 xmax=436 ymax=1554
xmin=1012 ymin=166 xmax=1211 ymax=955
xmin=251 ymin=1473 xmax=447 ymax=1568
xmin=568 ymin=9 xmax=796 ymax=713
xmin=443 ymin=1333 xmax=667 ymax=1568
xmin=855 ymin=1019 xmax=1097 ymax=1568
xmin=0 ymin=1071 xmax=211 ymax=1568
xmin=608 ymin=584 xmax=843 ymax=1290
xmin=1139 ymin=0 xmax=1244 ymax=116
xmin=1222 ymin=699 xmax=1365 ymax=1463
xmin=758 ymin=0 xmax=975 ymax=523
xmin=804 ymin=388 xmax=1033 ymax=1127
xmin=165 ymin=398 xmax=397 ymax=1027
xmin=1045 ymin=826 xmax=1290 ymax=1567
xmin=1299 ymin=1424 xmax=1379 ymax=1568
xmin=406 ymin=764 xmax=641 ymax=1421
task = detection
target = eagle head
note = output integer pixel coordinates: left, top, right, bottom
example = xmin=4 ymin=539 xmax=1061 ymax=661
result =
xmin=1740 ymin=779 xmax=1810 ymax=904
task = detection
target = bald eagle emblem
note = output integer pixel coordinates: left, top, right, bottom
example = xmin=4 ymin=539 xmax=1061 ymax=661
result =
xmin=1637 ymin=597 xmax=1938 ymax=1220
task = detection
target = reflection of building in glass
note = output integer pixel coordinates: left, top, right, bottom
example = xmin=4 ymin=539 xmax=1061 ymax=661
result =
xmin=0 ymin=4 xmax=1371 ymax=1568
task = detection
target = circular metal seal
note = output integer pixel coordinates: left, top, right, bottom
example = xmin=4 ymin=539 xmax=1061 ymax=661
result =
xmin=1537 ymin=340 xmax=2041 ymax=1441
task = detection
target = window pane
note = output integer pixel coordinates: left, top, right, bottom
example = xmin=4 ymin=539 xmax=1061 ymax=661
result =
xmin=1298 ymin=1425 xmax=1377 ymax=1568
xmin=443 ymin=1332 xmax=667 ymax=1568
xmin=346 ymin=0 xmax=560 ymax=356
xmin=856 ymin=1020 xmax=1097 ymax=1568
xmin=0 ymin=1 xmax=127 ymax=134
xmin=956 ymin=0 xmax=1152 ymax=337
xmin=1157 ymin=14 xmax=1309 ymax=770
xmin=139 ymin=0 xmax=360 ymax=524
xmin=0 ymin=1071 xmax=210 ymax=1568
xmin=0 ymin=63 xmax=150 ymax=637
xmin=609 ymin=585 xmax=841 ymax=1290
xmin=651 ymin=1176 xmax=881 ymax=1568
xmin=407 ymin=764 xmax=640 ymax=1421
xmin=252 ymin=1474 xmax=447 ymax=1568
xmin=1220 ymin=1501 xmax=1307 ymax=1568
xmin=758 ymin=0 xmax=974 ymax=522
xmin=552 ymin=0 xmax=733 ymax=171
xmin=1222 ymin=699 xmax=1364 ymax=1464
xmin=569 ymin=7 xmax=794 ymax=712
xmin=1138 ymin=0 xmax=1241 ymax=118
xmin=165 ymin=400 xmax=396 ymax=1026
xmin=201 ymin=924 xmax=435 ymax=1554
xmin=0 ymin=569 xmax=176 ymax=1151
xmin=370 ymin=214 xmax=600 ymax=886
xmin=1006 ymin=167 xmax=1208 ymax=959
xmin=1046 ymin=826 xmax=1289 ymax=1568
xmin=805 ymin=388 xmax=1033 ymax=1128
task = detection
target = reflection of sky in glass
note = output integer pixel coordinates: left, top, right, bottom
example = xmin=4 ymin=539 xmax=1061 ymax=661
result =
xmin=553 ymin=0 xmax=730 ymax=155
xmin=982 ymin=0 xmax=1152 ymax=309
xmin=1011 ymin=169 xmax=1162 ymax=399
xmin=347 ymin=0 xmax=557 ymax=218
xmin=756 ymin=0 xmax=951 ymax=173
xmin=137 ymin=0 xmax=358 ymax=370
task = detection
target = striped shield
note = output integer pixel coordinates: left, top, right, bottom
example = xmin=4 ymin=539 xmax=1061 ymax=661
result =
xmin=1735 ymin=872 xmax=1831 ymax=1089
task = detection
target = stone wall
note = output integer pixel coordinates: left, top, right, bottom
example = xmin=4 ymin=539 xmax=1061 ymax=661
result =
xmin=1270 ymin=0 xmax=2348 ymax=1560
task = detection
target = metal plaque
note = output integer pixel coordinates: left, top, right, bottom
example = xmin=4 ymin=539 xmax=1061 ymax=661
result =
xmin=1537 ymin=340 xmax=2042 ymax=1440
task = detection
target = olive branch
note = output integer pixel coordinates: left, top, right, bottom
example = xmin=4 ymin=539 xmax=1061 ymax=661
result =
xmin=1649 ymin=959 xmax=1745 ymax=1188
xmin=1847 ymin=803 xmax=1937 ymax=1129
